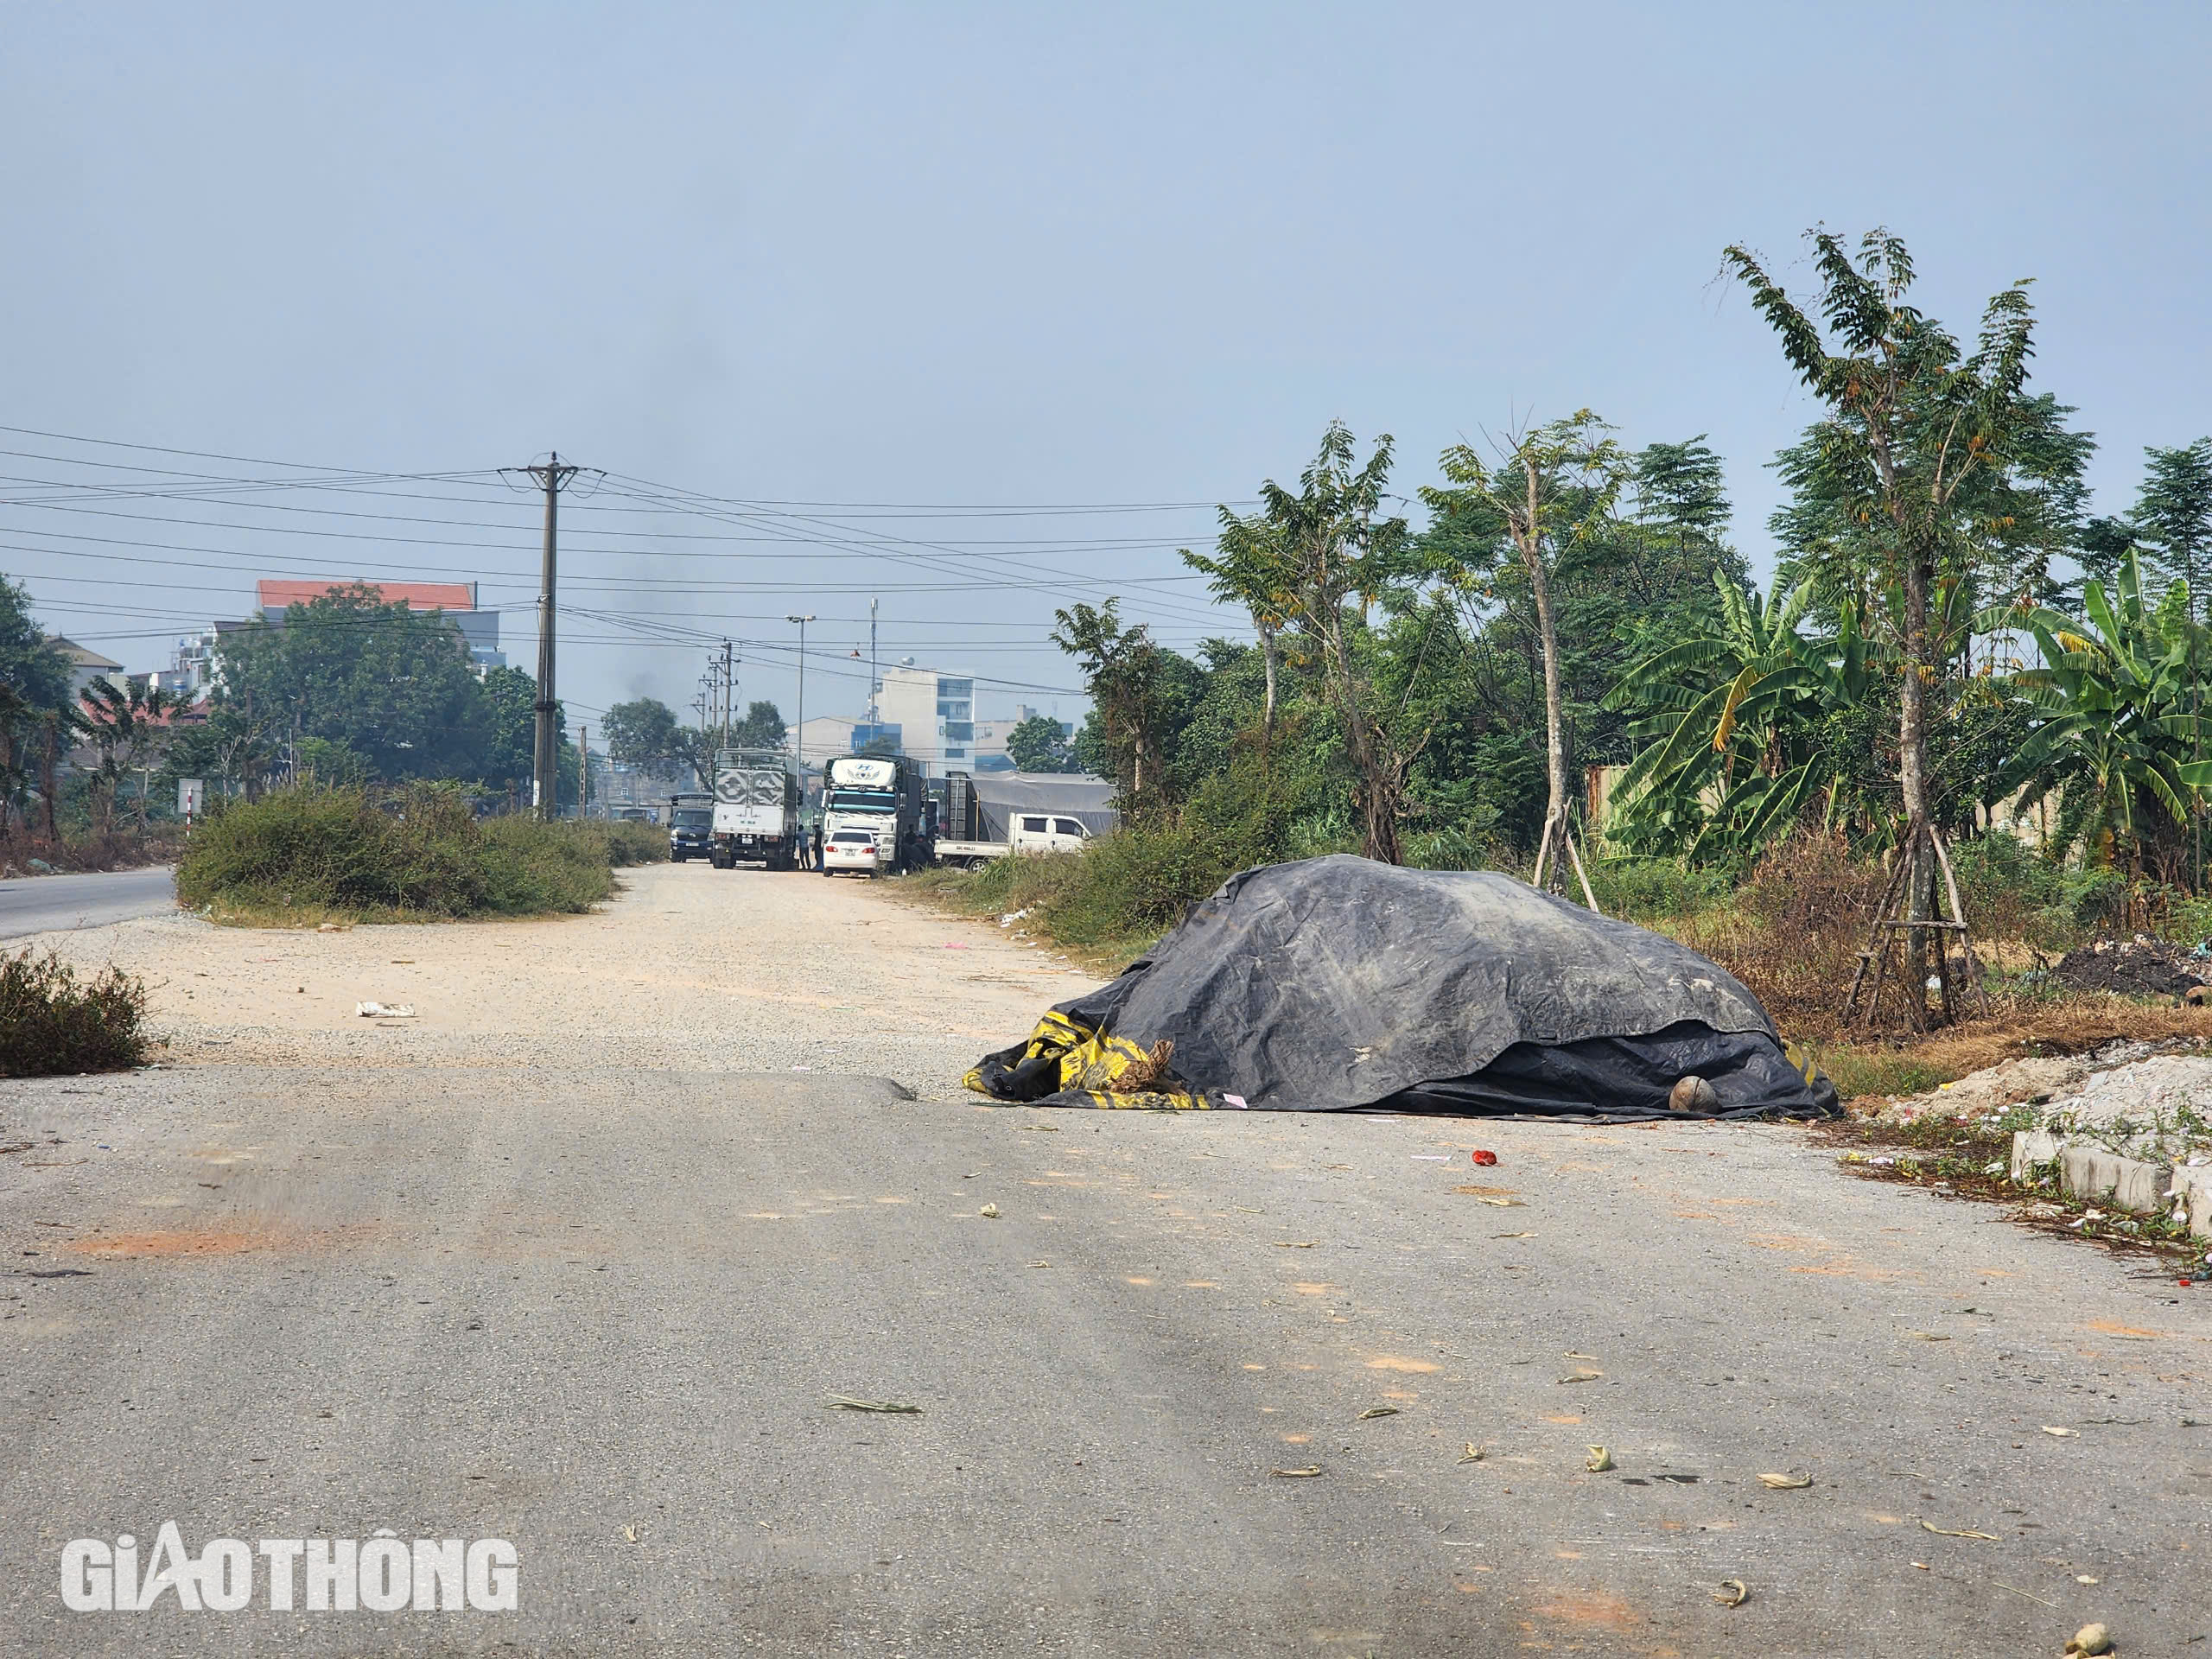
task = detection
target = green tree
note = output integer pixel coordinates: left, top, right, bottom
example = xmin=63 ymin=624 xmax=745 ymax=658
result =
xmin=1052 ymin=599 xmax=1177 ymax=807
xmin=1006 ymin=714 xmax=1074 ymax=772
xmin=1607 ymin=574 xmax=1878 ymax=858
xmin=78 ymin=679 xmax=179 ymax=832
xmin=1426 ymin=412 xmax=1630 ymax=887
xmin=603 ymin=697 xmax=683 ymax=772
xmin=730 ymin=700 xmax=785 ymax=751
xmin=1184 ymin=512 xmax=1293 ymax=736
xmin=213 ymin=585 xmax=490 ymax=780
xmin=1726 ymin=227 xmax=2044 ymax=1014
xmin=2132 ymin=437 xmax=2212 ymax=624
xmin=1227 ymin=423 xmax=1424 ymax=864
xmin=1998 ymin=551 xmax=2212 ymax=880
xmin=0 ymin=576 xmax=74 ymax=831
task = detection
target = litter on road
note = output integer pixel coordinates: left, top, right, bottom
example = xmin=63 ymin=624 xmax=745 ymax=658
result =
xmin=823 ymin=1395 xmax=922 ymax=1414
xmin=354 ymin=1001 xmax=416 ymax=1018
xmin=964 ymin=856 xmax=1839 ymax=1119
xmin=1757 ymin=1471 xmax=1814 ymax=1490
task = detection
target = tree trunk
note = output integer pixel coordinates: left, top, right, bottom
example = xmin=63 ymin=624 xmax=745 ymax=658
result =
xmin=1323 ymin=623 xmax=1401 ymax=865
xmin=1897 ymin=545 xmax=1935 ymax=1021
xmin=41 ymin=717 xmax=59 ymax=841
xmin=1258 ymin=618 xmax=1279 ymax=735
xmin=1524 ymin=543 xmax=1572 ymax=859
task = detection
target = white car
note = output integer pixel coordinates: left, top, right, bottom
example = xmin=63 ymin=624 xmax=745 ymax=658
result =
xmin=823 ymin=830 xmax=882 ymax=876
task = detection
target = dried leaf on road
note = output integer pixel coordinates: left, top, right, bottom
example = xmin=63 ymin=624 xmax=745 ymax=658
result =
xmin=1274 ymin=1240 xmax=1315 ymax=1248
xmin=2065 ymin=1623 xmax=2112 ymax=1655
xmin=1272 ymin=1465 xmax=1323 ymax=1478
xmin=1017 ymin=1124 xmax=1058 ymax=1133
xmin=1586 ymin=1445 xmax=1615 ymax=1472
xmin=1457 ymin=1443 xmax=1485 ymax=1464
xmin=979 ymin=1204 xmax=1000 ymax=1218
xmin=1356 ymin=1407 xmax=1400 ymax=1421
xmin=824 ymin=1395 xmax=922 ymax=1414
xmin=1557 ymin=1370 xmax=1603 ymax=1384
xmin=1904 ymin=1331 xmax=1951 ymax=1342
xmin=1918 ymin=1521 xmax=1999 ymax=1540
xmin=1757 ymin=1471 xmax=1813 ymax=1490
xmin=1493 ymin=1231 xmax=1536 ymax=1239
xmin=1456 ymin=1189 xmax=1526 ymax=1205
xmin=1713 ymin=1580 xmax=1748 ymax=1607
xmin=2040 ymin=1426 xmax=2078 ymax=1437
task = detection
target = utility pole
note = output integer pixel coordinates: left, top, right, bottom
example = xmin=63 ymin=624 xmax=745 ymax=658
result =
xmin=578 ymin=724 xmax=588 ymax=817
xmin=722 ymin=639 xmax=734 ymax=753
xmin=786 ymin=613 xmax=815 ymax=785
xmin=525 ymin=454 xmax=581 ymax=820
xmin=868 ymin=597 xmax=879 ymax=727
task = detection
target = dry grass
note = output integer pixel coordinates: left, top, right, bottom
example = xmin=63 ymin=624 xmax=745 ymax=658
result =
xmin=1805 ymin=1000 xmax=2212 ymax=1103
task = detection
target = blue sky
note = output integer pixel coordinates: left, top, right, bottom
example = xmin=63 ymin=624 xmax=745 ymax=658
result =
xmin=3 ymin=1 xmax=2206 ymax=727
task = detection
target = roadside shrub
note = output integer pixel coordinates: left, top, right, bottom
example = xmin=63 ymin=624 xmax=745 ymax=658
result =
xmin=0 ymin=949 xmax=148 ymax=1075
xmin=176 ymin=784 xmax=635 ymax=923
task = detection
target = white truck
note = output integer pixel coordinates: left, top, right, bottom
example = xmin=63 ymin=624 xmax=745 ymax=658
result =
xmin=708 ymin=749 xmax=801 ymax=869
xmin=934 ymin=813 xmax=1093 ymax=869
xmin=820 ymin=753 xmax=931 ymax=875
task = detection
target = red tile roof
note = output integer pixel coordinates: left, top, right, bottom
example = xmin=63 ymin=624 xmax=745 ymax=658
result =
xmin=257 ymin=579 xmax=477 ymax=613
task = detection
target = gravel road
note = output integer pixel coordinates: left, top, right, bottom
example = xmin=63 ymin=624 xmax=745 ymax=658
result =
xmin=3 ymin=863 xmax=2209 ymax=1655
xmin=22 ymin=861 xmax=1094 ymax=1093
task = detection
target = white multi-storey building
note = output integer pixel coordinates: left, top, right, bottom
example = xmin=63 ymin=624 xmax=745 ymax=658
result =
xmin=873 ymin=664 xmax=975 ymax=778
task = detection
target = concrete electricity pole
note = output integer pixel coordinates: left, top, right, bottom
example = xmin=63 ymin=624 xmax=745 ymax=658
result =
xmin=786 ymin=613 xmax=815 ymax=784
xmin=721 ymin=639 xmax=734 ymax=752
xmin=525 ymin=454 xmax=581 ymax=820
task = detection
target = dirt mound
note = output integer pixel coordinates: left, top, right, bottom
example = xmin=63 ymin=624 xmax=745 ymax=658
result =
xmin=2053 ymin=938 xmax=2209 ymax=999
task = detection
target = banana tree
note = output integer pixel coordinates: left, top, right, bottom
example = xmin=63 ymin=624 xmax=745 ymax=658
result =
xmin=1604 ymin=572 xmax=1876 ymax=859
xmin=1997 ymin=551 xmax=2212 ymax=880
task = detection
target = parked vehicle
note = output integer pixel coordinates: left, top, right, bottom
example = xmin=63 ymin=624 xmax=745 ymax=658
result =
xmin=932 ymin=770 xmax=1103 ymax=868
xmin=820 ymin=754 xmax=932 ymax=874
xmin=822 ymin=829 xmax=883 ymax=876
xmin=709 ymin=749 xmax=801 ymax=869
xmin=935 ymin=814 xmax=1093 ymax=869
xmin=667 ymin=793 xmax=715 ymax=861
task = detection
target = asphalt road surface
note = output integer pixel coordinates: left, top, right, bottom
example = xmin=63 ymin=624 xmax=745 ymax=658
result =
xmin=3 ymin=1058 xmax=2207 ymax=1656
xmin=0 ymin=867 xmax=175 ymax=941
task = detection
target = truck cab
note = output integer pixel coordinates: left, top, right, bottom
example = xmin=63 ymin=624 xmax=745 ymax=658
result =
xmin=1014 ymin=814 xmax=1091 ymax=855
xmin=668 ymin=794 xmax=715 ymax=861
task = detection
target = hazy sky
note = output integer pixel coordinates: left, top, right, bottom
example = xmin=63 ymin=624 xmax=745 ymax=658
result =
xmin=3 ymin=2 xmax=2206 ymax=733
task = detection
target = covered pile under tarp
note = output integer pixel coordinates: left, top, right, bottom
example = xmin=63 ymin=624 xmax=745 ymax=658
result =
xmin=965 ymin=855 xmax=1837 ymax=1121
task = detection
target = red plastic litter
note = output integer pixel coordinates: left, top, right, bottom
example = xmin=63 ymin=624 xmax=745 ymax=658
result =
xmin=2183 ymin=1278 xmax=2196 ymax=1287
xmin=1471 ymin=1150 xmax=1498 ymax=1167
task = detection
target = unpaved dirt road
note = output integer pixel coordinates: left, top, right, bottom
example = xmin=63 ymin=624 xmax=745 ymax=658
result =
xmin=3 ymin=864 xmax=2209 ymax=1656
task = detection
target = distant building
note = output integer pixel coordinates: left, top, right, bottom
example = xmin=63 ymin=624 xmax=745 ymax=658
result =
xmin=874 ymin=665 xmax=974 ymax=778
xmin=788 ymin=714 xmax=859 ymax=771
xmin=971 ymin=704 xmax=1072 ymax=772
xmin=48 ymin=638 xmax=126 ymax=699
xmin=254 ymin=579 xmax=505 ymax=671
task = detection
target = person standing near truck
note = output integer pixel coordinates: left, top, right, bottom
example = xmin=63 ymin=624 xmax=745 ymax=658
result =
xmin=812 ymin=817 xmax=826 ymax=874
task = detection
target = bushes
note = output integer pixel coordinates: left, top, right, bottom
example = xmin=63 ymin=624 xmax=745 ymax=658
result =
xmin=0 ymin=949 xmax=147 ymax=1075
xmin=176 ymin=784 xmax=654 ymax=923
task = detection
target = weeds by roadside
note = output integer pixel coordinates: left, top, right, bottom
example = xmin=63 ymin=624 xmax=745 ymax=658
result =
xmin=175 ymin=784 xmax=663 ymax=925
xmin=0 ymin=948 xmax=149 ymax=1076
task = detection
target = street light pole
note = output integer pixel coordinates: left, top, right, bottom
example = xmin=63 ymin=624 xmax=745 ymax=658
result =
xmin=785 ymin=613 xmax=815 ymax=789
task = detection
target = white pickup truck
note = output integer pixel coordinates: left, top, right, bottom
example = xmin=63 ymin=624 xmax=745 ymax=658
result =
xmin=934 ymin=812 xmax=1092 ymax=870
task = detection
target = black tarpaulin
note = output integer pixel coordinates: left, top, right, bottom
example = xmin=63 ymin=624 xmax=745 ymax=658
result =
xmin=966 ymin=855 xmax=1837 ymax=1120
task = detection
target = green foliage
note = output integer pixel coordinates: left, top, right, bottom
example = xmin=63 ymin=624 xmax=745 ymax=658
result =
xmin=2131 ymin=437 xmax=2212 ymax=621
xmin=214 ymin=587 xmax=492 ymax=780
xmin=604 ymin=698 xmax=683 ymax=772
xmin=1995 ymin=550 xmax=2212 ymax=880
xmin=0 ymin=948 xmax=148 ymax=1076
xmin=1006 ymin=713 xmax=1076 ymax=772
xmin=1605 ymin=574 xmax=1880 ymax=859
xmin=175 ymin=784 xmax=639 ymax=923
xmin=730 ymin=701 xmax=785 ymax=751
